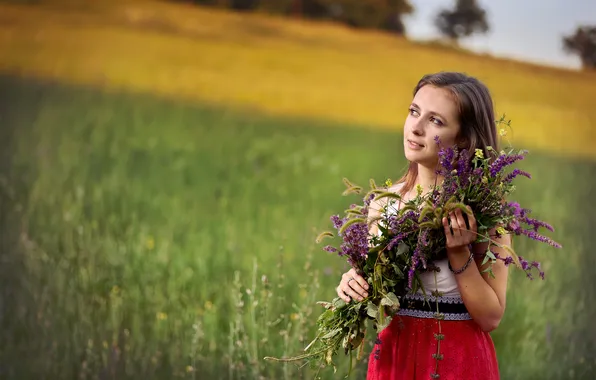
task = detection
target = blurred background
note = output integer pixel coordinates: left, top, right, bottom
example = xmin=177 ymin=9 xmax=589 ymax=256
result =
xmin=1 ymin=0 xmax=595 ymax=379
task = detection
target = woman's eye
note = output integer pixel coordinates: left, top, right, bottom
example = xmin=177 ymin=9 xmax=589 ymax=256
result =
xmin=431 ymin=117 xmax=443 ymax=126
xmin=409 ymin=108 xmax=419 ymax=116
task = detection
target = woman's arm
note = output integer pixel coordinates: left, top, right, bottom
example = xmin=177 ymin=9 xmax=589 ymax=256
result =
xmin=443 ymin=207 xmax=511 ymax=333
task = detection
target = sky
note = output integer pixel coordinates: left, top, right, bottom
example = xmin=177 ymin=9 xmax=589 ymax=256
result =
xmin=403 ymin=0 xmax=596 ymax=69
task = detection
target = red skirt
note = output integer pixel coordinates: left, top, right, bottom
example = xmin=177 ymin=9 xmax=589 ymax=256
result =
xmin=366 ymin=315 xmax=500 ymax=379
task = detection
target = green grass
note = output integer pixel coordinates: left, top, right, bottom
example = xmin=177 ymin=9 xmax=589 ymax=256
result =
xmin=0 ymin=74 xmax=595 ymax=380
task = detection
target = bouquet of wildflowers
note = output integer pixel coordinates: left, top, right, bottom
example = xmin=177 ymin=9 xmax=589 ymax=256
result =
xmin=265 ymin=120 xmax=562 ymax=374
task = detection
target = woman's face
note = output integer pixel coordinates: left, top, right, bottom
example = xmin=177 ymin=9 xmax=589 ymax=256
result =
xmin=403 ymin=85 xmax=462 ymax=168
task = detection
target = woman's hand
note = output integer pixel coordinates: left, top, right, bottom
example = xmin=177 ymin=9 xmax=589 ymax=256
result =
xmin=336 ymin=268 xmax=369 ymax=303
xmin=442 ymin=205 xmax=477 ymax=253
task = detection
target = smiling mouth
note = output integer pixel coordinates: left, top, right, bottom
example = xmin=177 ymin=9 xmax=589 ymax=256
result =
xmin=408 ymin=139 xmax=424 ymax=147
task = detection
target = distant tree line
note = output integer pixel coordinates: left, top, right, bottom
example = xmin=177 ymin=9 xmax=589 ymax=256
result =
xmin=177 ymin=0 xmax=595 ymax=70
xmin=175 ymin=0 xmax=414 ymax=34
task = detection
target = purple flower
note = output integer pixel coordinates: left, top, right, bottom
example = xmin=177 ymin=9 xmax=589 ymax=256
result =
xmin=504 ymin=169 xmax=531 ymax=183
xmin=323 ymin=245 xmax=337 ymax=253
xmin=408 ymin=244 xmax=424 ymax=288
xmin=364 ymin=193 xmax=376 ymax=207
xmin=489 ymin=153 xmax=526 ymax=177
xmin=517 ymin=229 xmax=562 ymax=248
xmin=337 ymin=221 xmax=370 ymax=266
xmin=523 ymin=217 xmax=555 ymax=232
xmin=331 ymin=215 xmax=345 ymax=230
xmin=439 ymin=147 xmax=455 ymax=172
xmin=517 ymin=256 xmax=546 ymax=280
xmin=456 ymin=149 xmax=471 ymax=186
xmin=387 ymin=232 xmax=407 ymax=251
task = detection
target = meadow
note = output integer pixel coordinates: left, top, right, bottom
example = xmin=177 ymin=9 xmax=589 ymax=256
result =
xmin=1 ymin=74 xmax=595 ymax=379
xmin=1 ymin=0 xmax=595 ymax=379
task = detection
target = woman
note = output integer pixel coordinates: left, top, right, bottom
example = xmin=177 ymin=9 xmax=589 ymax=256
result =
xmin=336 ymin=72 xmax=510 ymax=379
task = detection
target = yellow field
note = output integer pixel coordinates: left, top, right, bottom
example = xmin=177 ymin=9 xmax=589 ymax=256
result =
xmin=1 ymin=0 xmax=595 ymax=158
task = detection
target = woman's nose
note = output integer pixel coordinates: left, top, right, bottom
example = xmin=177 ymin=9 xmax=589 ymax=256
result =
xmin=411 ymin=120 xmax=424 ymax=136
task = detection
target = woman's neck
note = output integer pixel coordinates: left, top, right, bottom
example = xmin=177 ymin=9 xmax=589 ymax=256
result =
xmin=414 ymin=164 xmax=443 ymax=195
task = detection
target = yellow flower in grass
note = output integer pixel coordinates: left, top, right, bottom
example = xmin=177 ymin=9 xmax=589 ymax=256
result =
xmin=156 ymin=312 xmax=168 ymax=321
xmin=474 ymin=149 xmax=484 ymax=159
xmin=496 ymin=227 xmax=507 ymax=236
xmin=146 ymin=236 xmax=155 ymax=250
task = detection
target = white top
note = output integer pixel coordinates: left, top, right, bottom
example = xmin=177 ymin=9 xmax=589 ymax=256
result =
xmin=373 ymin=183 xmax=461 ymax=298
xmin=415 ymin=258 xmax=461 ymax=297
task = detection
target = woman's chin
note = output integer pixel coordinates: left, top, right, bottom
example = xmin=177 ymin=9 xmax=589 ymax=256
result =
xmin=404 ymin=151 xmax=422 ymax=163
xmin=404 ymin=153 xmax=436 ymax=169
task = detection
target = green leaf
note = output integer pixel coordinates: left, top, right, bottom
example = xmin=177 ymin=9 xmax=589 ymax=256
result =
xmin=333 ymin=297 xmax=347 ymax=309
xmin=381 ymin=292 xmax=399 ymax=307
xmin=366 ymin=301 xmax=379 ymax=319
xmin=321 ymin=328 xmax=342 ymax=340
xmin=316 ymin=301 xmax=334 ymax=309
xmin=377 ymin=315 xmax=393 ymax=331
xmin=486 ymin=249 xmax=497 ymax=260
xmin=396 ymin=242 xmax=409 ymax=256
xmin=391 ymin=263 xmax=404 ymax=278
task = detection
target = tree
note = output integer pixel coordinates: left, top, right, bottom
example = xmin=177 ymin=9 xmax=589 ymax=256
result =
xmin=563 ymin=25 xmax=596 ymax=70
xmin=434 ymin=0 xmax=489 ymax=42
xmin=318 ymin=0 xmax=413 ymax=33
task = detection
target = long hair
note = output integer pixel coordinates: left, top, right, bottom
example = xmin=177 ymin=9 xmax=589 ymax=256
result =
xmin=396 ymin=72 xmax=500 ymax=196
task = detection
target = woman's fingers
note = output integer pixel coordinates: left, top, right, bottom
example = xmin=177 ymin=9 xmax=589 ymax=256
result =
xmin=346 ymin=269 xmax=368 ymax=293
xmin=338 ymin=271 xmax=369 ymax=302
xmin=336 ymin=285 xmax=351 ymax=303
xmin=447 ymin=211 xmax=462 ymax=237
xmin=442 ymin=216 xmax=452 ymax=239
xmin=467 ymin=206 xmax=477 ymax=232
xmin=345 ymin=275 xmax=368 ymax=300
xmin=443 ymin=206 xmax=478 ymax=248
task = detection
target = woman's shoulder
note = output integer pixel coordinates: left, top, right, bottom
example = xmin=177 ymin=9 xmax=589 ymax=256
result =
xmin=387 ymin=182 xmax=405 ymax=194
xmin=369 ymin=181 xmax=405 ymax=214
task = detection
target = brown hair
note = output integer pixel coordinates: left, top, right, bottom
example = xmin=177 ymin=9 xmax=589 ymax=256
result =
xmin=396 ymin=71 xmax=499 ymax=196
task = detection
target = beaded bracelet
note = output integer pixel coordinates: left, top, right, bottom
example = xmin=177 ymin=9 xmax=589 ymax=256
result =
xmin=448 ymin=252 xmax=474 ymax=275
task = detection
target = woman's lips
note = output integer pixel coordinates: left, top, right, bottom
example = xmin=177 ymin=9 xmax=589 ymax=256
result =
xmin=407 ymin=139 xmax=424 ymax=150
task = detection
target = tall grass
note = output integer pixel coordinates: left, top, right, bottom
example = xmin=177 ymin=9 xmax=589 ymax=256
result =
xmin=0 ymin=75 xmax=594 ymax=379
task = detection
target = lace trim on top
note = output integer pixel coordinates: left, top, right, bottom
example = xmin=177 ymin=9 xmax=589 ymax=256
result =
xmin=403 ymin=293 xmax=465 ymax=304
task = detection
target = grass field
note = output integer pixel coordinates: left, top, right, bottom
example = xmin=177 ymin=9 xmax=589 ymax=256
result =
xmin=1 ymin=0 xmax=596 ymax=379
xmin=1 ymin=75 xmax=595 ymax=379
